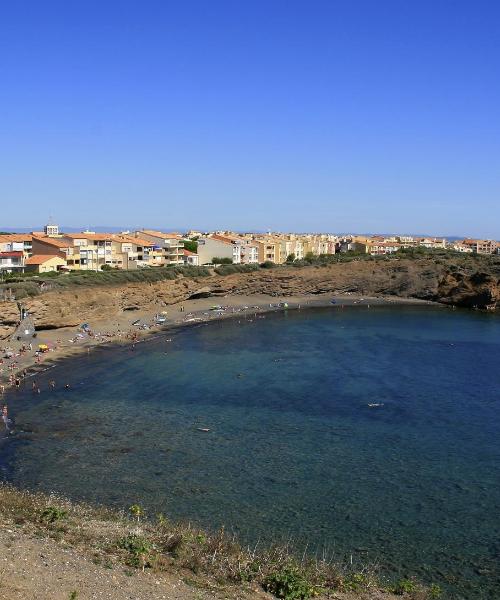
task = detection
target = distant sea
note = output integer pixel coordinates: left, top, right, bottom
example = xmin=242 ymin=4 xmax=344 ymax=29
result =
xmin=2 ymin=306 xmax=499 ymax=598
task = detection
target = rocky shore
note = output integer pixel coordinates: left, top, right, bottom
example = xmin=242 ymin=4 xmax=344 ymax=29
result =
xmin=1 ymin=255 xmax=498 ymax=339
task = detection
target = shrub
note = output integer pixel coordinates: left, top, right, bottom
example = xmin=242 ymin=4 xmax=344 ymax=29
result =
xmin=212 ymin=257 xmax=233 ymax=264
xmin=260 ymin=260 xmax=276 ymax=269
xmin=391 ymin=578 xmax=417 ymax=595
xmin=264 ymin=565 xmax=317 ymax=599
xmin=118 ymin=534 xmax=155 ymax=569
xmin=40 ymin=506 xmax=67 ymax=523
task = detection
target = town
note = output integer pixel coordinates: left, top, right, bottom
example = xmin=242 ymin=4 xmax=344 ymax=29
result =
xmin=0 ymin=223 xmax=499 ymax=274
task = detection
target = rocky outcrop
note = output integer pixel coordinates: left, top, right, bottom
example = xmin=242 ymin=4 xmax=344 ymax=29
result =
xmin=0 ymin=257 xmax=498 ymax=338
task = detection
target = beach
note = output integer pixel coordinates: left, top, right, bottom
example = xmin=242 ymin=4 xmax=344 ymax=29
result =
xmin=0 ymin=293 xmax=434 ymax=392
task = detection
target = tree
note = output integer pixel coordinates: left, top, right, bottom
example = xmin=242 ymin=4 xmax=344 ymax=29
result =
xmin=183 ymin=240 xmax=198 ymax=253
xmin=286 ymin=253 xmax=296 ymax=263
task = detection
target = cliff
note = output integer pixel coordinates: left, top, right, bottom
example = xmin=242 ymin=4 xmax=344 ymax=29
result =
xmin=1 ymin=255 xmax=499 ymax=337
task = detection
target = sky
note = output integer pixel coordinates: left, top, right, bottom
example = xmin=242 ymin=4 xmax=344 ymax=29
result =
xmin=0 ymin=0 xmax=499 ymax=237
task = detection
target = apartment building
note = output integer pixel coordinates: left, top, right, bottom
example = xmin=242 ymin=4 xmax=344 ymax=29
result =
xmin=196 ymin=236 xmax=238 ymax=264
xmin=0 ymin=234 xmax=33 ymax=258
xmin=113 ymin=235 xmax=162 ymax=268
xmin=136 ymin=230 xmax=184 ymax=265
xmin=461 ymin=239 xmax=497 ymax=254
xmin=0 ymin=251 xmax=24 ymax=272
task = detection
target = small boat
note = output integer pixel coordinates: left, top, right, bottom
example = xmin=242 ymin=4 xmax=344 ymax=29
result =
xmin=131 ymin=319 xmax=141 ymax=326
xmin=197 ymin=427 xmax=211 ymax=432
xmin=367 ymin=403 xmax=384 ymax=408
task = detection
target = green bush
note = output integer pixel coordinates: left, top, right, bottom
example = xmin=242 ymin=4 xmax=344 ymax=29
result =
xmin=391 ymin=578 xmax=417 ymax=595
xmin=214 ymin=264 xmax=259 ymax=275
xmin=264 ymin=566 xmax=317 ymax=599
xmin=40 ymin=506 xmax=67 ymax=523
xmin=212 ymin=257 xmax=233 ymax=264
xmin=260 ymin=260 xmax=276 ymax=269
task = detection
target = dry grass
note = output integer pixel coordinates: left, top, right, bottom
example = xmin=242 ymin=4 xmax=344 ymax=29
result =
xmin=0 ymin=483 xmax=441 ymax=599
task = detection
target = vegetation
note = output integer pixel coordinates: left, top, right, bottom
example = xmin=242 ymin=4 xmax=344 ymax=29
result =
xmin=260 ymin=260 xmax=276 ymax=268
xmin=1 ymin=249 xmax=498 ymax=301
xmin=214 ymin=264 xmax=260 ymax=275
xmin=183 ymin=239 xmax=198 ymax=253
xmin=211 ymin=257 xmax=233 ymax=264
xmin=0 ymin=483 xmax=440 ymax=599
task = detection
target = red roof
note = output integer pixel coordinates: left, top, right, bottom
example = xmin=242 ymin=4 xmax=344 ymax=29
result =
xmin=25 ymin=254 xmax=63 ymax=265
xmin=0 ymin=251 xmax=23 ymax=258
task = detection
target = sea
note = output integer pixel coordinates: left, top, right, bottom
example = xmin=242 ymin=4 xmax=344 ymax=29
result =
xmin=1 ymin=305 xmax=499 ymax=598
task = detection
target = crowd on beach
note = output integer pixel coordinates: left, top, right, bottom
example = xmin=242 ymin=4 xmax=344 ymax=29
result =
xmin=1 ymin=294 xmax=378 ymax=433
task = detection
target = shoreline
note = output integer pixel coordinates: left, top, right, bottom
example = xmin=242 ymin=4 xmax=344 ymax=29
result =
xmin=1 ymin=292 xmax=437 ymax=390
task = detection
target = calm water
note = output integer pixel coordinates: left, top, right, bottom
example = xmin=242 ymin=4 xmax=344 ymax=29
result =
xmin=2 ymin=306 xmax=500 ymax=598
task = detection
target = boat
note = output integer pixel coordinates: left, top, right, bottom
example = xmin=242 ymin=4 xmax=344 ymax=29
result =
xmin=197 ymin=427 xmax=211 ymax=432
xmin=367 ymin=403 xmax=384 ymax=408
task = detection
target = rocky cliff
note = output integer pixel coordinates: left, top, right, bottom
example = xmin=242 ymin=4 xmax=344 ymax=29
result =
xmin=1 ymin=256 xmax=498 ymax=338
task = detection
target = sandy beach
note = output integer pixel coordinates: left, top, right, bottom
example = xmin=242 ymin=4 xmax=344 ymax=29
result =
xmin=0 ymin=292 xmax=434 ymax=394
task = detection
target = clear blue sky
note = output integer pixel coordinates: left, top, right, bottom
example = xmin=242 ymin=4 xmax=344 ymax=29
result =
xmin=1 ymin=0 xmax=499 ymax=237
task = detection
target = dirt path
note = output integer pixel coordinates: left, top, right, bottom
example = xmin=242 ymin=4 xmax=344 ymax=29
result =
xmin=0 ymin=526 xmax=266 ymax=600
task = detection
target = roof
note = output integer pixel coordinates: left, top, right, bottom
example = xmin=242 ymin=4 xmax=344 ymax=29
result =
xmin=114 ymin=235 xmax=155 ymax=246
xmin=183 ymin=249 xmax=196 ymax=256
xmin=0 ymin=234 xmax=33 ymax=242
xmin=210 ymin=234 xmax=236 ymax=245
xmin=25 ymin=254 xmax=64 ymax=265
xmin=140 ymin=229 xmax=183 ymax=239
xmin=32 ymin=236 xmax=71 ymax=248
xmin=0 ymin=251 xmax=23 ymax=258
xmin=62 ymin=232 xmax=115 ymax=241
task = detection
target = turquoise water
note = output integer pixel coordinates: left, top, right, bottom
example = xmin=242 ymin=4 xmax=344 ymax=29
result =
xmin=2 ymin=306 xmax=500 ymax=598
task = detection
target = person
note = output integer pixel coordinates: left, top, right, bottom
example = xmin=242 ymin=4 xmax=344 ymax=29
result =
xmin=49 ymin=380 xmax=56 ymax=389
xmin=2 ymin=405 xmax=11 ymax=431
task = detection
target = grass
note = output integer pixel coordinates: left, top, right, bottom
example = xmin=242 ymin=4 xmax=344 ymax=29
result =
xmin=0 ymin=483 xmax=440 ymax=599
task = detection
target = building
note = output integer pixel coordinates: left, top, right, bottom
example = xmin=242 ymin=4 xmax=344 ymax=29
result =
xmin=24 ymin=255 xmax=67 ymax=273
xmin=183 ymin=249 xmax=200 ymax=266
xmin=44 ymin=223 xmax=60 ymax=236
xmin=136 ymin=230 xmax=184 ymax=265
xmin=461 ymin=239 xmax=497 ymax=254
xmin=254 ymin=238 xmax=283 ymax=263
xmin=0 ymin=251 xmax=24 ymax=272
xmin=196 ymin=236 xmax=236 ymax=264
xmin=0 ymin=234 xmax=33 ymax=259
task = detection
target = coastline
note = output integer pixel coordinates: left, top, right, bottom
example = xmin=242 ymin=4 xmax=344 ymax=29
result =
xmin=1 ymin=292 xmax=437 ymax=390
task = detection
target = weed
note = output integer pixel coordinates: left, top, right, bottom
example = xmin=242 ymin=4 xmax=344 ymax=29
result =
xmin=129 ymin=504 xmax=144 ymax=522
xmin=118 ymin=534 xmax=155 ymax=570
xmin=69 ymin=592 xmax=78 ymax=600
xmin=342 ymin=572 xmax=370 ymax=591
xmin=264 ymin=565 xmax=318 ymax=599
xmin=392 ymin=578 xmax=417 ymax=595
xmin=40 ymin=506 xmax=67 ymax=524
xmin=429 ymin=583 xmax=443 ymax=598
